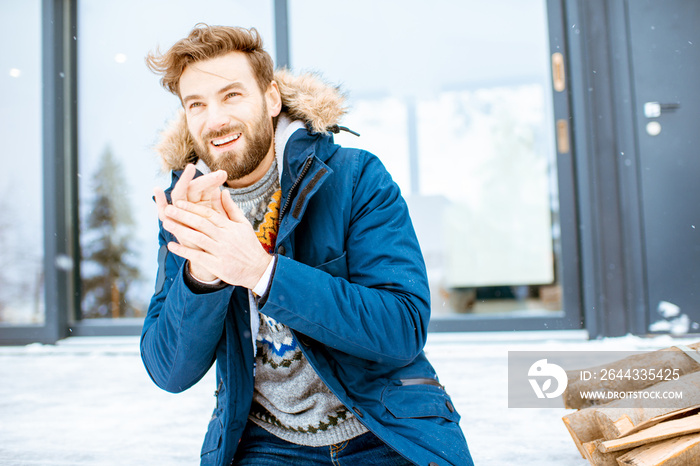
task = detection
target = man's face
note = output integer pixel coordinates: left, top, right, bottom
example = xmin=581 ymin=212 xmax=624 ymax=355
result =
xmin=179 ymin=52 xmax=281 ymax=185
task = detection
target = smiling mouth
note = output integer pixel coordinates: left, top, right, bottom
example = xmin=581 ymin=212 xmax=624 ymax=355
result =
xmin=210 ymin=133 xmax=241 ymax=147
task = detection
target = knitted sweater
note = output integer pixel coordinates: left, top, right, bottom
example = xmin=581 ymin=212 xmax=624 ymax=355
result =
xmin=225 ymin=159 xmax=367 ymax=446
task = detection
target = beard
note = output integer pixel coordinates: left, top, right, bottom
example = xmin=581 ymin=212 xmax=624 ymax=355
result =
xmin=192 ymin=102 xmax=274 ymax=182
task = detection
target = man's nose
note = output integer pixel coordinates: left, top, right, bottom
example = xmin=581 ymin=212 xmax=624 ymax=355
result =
xmin=205 ymin=103 xmax=231 ymax=132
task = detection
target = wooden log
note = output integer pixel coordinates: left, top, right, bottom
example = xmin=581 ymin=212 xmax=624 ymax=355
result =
xmin=563 ymin=342 xmax=700 ymax=409
xmin=622 ymin=405 xmax=700 ymax=437
xmin=594 ymin=372 xmax=700 ymax=440
xmin=616 ymin=433 xmax=700 ymax=466
xmin=563 ymin=408 xmax=604 ymax=458
xmin=581 ymin=439 xmax=625 ymax=466
xmin=600 ymin=412 xmax=700 ymax=453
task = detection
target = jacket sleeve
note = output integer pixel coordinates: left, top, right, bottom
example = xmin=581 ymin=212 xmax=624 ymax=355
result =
xmin=260 ymin=152 xmax=431 ymax=368
xmin=140 ymin=222 xmax=234 ymax=393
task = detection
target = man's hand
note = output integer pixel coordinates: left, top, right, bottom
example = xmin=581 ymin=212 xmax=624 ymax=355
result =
xmin=154 ymin=163 xmax=228 ymax=219
xmin=161 ymin=190 xmax=273 ymax=290
xmin=154 ymin=164 xmax=228 ymax=282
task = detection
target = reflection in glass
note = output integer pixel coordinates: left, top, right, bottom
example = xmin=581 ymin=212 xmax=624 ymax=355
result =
xmin=290 ymin=0 xmax=561 ymax=317
xmin=77 ymin=0 xmax=274 ymax=318
xmin=0 ymin=0 xmax=44 ymax=325
xmin=81 ymin=147 xmax=141 ymax=318
xmin=420 ymin=85 xmax=558 ymax=316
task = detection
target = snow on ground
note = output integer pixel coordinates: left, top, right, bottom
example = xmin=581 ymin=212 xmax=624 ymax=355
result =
xmin=1 ymin=331 xmax=698 ymax=465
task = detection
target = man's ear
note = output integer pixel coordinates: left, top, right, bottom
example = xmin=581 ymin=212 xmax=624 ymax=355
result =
xmin=266 ymin=81 xmax=282 ymax=118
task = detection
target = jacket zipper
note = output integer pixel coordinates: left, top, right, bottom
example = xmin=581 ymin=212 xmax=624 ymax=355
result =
xmin=214 ymin=380 xmax=223 ymax=409
xmin=399 ymin=377 xmax=445 ymax=390
xmin=279 ymin=156 xmax=314 ymax=220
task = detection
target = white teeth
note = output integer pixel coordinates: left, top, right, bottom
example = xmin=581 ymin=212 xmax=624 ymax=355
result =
xmin=211 ymin=134 xmax=240 ymax=146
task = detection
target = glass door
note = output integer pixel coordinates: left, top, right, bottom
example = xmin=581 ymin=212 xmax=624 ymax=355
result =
xmin=287 ymin=0 xmax=581 ymax=331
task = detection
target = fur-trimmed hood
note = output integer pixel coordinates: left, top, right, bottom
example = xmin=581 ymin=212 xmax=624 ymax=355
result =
xmin=155 ymin=69 xmax=347 ymax=172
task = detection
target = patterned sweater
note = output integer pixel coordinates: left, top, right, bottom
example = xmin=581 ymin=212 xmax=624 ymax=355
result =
xmin=225 ymin=159 xmax=367 ymax=446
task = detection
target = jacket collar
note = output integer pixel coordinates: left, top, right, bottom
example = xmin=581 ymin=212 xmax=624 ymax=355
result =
xmin=274 ymin=113 xmax=306 ymax=182
xmin=166 ymin=116 xmax=337 ymax=205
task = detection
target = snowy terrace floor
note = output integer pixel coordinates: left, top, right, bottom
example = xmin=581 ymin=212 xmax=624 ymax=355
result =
xmin=2 ymin=331 xmax=699 ymax=466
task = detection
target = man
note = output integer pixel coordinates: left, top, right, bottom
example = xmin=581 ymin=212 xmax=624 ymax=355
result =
xmin=141 ymin=24 xmax=473 ymax=466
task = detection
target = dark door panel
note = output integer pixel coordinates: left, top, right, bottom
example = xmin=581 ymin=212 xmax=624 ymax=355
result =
xmin=627 ymin=0 xmax=700 ymax=332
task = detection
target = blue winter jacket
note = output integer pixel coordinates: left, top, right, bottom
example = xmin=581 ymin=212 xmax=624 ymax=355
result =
xmin=141 ymin=72 xmax=472 ymax=466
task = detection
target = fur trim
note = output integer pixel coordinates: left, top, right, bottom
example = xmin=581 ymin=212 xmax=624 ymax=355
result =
xmin=154 ymin=109 xmax=196 ymax=173
xmin=155 ymin=70 xmax=347 ymax=172
xmin=275 ymin=69 xmax=347 ymax=134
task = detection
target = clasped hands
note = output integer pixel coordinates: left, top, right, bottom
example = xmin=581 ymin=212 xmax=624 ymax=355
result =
xmin=154 ymin=164 xmax=272 ymax=290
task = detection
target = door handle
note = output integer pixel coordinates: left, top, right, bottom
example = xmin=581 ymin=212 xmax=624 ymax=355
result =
xmin=644 ymin=101 xmax=681 ymax=118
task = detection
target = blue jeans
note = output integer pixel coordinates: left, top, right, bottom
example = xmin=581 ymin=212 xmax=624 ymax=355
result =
xmin=232 ymin=422 xmax=414 ymax=465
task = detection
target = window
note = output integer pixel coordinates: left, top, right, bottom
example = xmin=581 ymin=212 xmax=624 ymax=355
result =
xmin=289 ymin=0 xmax=563 ymax=320
xmin=77 ymin=0 xmax=275 ymax=319
xmin=0 ymin=0 xmax=44 ymax=326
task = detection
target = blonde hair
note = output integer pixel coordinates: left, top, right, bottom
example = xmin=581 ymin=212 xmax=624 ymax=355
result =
xmin=146 ymin=24 xmax=274 ymax=96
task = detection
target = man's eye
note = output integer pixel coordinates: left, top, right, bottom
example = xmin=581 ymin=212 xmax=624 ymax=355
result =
xmin=189 ymin=102 xmax=203 ymax=109
xmin=225 ymin=92 xmax=240 ymax=99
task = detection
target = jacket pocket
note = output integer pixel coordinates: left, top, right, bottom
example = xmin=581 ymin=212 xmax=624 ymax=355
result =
xmin=200 ymin=414 xmax=223 ymax=464
xmin=314 ymin=252 xmax=348 ymax=280
xmin=381 ymin=379 xmax=460 ymax=423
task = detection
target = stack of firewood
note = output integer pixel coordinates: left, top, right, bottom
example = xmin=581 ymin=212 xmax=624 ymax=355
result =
xmin=562 ymin=342 xmax=700 ymax=465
